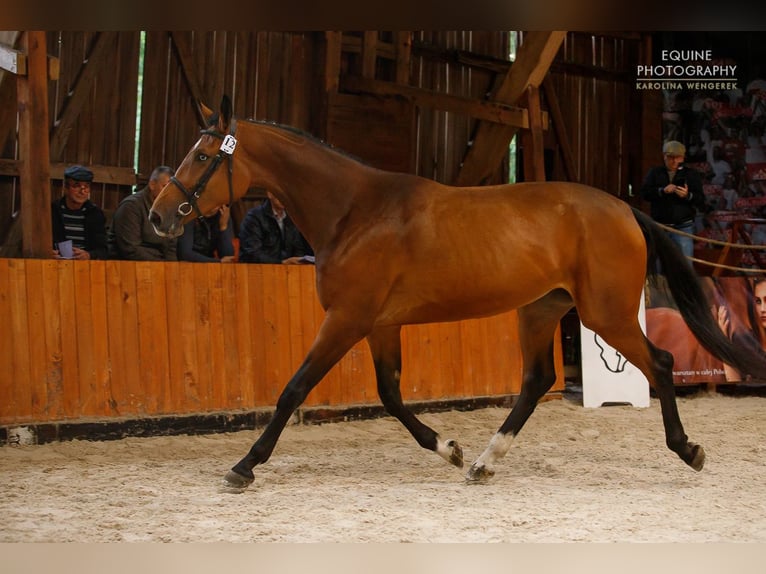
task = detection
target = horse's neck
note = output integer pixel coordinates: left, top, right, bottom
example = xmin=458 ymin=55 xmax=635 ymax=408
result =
xmin=244 ymin=123 xmax=362 ymax=251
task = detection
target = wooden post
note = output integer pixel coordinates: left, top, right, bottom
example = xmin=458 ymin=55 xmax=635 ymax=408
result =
xmin=17 ymin=31 xmax=52 ymax=259
xmin=521 ymin=85 xmax=546 ymax=182
xmin=361 ymin=31 xmax=378 ymax=79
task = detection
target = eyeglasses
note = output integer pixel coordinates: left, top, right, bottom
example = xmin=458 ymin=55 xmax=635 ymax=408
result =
xmin=67 ymin=181 xmax=91 ymax=190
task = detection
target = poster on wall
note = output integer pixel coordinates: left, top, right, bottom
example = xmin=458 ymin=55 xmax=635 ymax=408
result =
xmin=646 ymin=275 xmax=766 ymax=384
xmin=641 ymin=35 xmax=766 ymax=385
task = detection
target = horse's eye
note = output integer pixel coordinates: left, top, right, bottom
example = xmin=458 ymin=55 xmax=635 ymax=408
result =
xmin=198 ymin=153 xmax=208 ymax=161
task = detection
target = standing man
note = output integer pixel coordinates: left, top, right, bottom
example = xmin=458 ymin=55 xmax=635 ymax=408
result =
xmin=641 ymin=140 xmax=705 ymax=259
xmin=109 ymin=166 xmax=177 ymax=260
xmin=51 ymin=164 xmax=108 ymax=260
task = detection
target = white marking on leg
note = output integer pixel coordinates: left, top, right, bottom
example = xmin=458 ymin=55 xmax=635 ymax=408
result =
xmin=473 ymin=432 xmax=515 ymax=470
xmin=435 ymin=436 xmax=455 ymax=463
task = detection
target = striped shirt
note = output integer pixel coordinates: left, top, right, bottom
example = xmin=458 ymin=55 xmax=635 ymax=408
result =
xmin=60 ymin=207 xmax=87 ymax=249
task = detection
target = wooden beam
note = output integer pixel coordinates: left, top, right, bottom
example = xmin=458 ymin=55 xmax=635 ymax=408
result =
xmin=170 ymin=31 xmax=207 ymax=128
xmin=361 ymin=31 xmax=378 ymax=78
xmin=0 ymin=43 xmax=26 ymax=75
xmin=521 ymin=85 xmax=545 ymax=181
xmin=454 ymin=31 xmax=566 ymax=186
xmin=49 ymin=32 xmax=117 ymax=161
xmin=340 ymin=75 xmax=549 ymax=130
xmin=0 ymin=39 xmax=59 ymax=79
xmin=542 ymin=75 xmax=577 ymax=182
xmin=395 ymin=32 xmax=412 ymax=84
xmin=18 ymin=32 xmax=52 ymax=259
xmin=324 ymin=31 xmax=342 ymax=94
xmin=0 ymin=159 xmax=136 ymax=186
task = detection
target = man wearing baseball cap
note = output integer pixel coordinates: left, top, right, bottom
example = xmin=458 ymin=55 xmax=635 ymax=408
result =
xmin=51 ymin=164 xmax=108 ymax=259
xmin=640 ymin=140 xmax=705 ymax=259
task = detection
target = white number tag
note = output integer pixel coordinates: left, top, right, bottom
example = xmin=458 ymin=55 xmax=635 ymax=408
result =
xmin=220 ymin=134 xmax=237 ymax=155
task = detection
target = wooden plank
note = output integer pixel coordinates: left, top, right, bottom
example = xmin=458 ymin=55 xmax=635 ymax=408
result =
xmin=0 ymin=259 xmax=14 ymax=423
xmin=49 ymin=32 xmax=118 ymax=161
xmin=88 ymin=261 xmax=113 ymax=415
xmin=170 ymin=31 xmax=208 ymax=128
xmin=38 ymin=260 xmax=66 ymax=420
xmin=271 ymin=265 xmax=293 ymax=396
xmin=207 ymin=263 xmax=228 ymax=410
xmin=174 ymin=263 xmax=201 ymax=409
xmin=103 ymin=260 xmax=128 ymax=415
xmin=192 ymin=263 xmax=213 ymax=409
xmin=135 ymin=262 xmax=168 ymax=414
xmin=395 ymin=31 xmax=412 ymax=84
xmin=4 ymin=260 xmax=29 ymax=423
xmin=543 ymin=74 xmax=578 ymax=182
xmin=17 ymin=31 xmax=52 ymax=258
xmin=24 ymin=260 xmax=48 ymax=419
xmin=0 ymin=159 xmax=136 ymax=185
xmin=225 ymin=263 xmax=248 ymax=408
xmin=54 ymin=261 xmax=79 ymax=417
xmin=73 ymin=262 xmax=97 ymax=415
xmin=522 ymin=85 xmax=546 ymax=182
xmin=341 ymin=76 xmax=538 ymax=130
xmin=455 ymin=31 xmax=566 ymax=186
xmin=324 ymin=32 xmax=342 ymax=94
xmin=361 ymin=31 xmax=378 ymax=79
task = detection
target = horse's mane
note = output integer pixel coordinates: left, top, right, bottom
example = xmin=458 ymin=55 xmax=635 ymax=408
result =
xmin=206 ymin=113 xmax=368 ymax=165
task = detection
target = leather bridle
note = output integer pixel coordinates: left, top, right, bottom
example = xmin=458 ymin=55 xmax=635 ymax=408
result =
xmin=169 ymin=118 xmax=238 ymax=219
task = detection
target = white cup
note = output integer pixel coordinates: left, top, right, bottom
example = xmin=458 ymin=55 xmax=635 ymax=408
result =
xmin=57 ymin=240 xmax=74 ymax=259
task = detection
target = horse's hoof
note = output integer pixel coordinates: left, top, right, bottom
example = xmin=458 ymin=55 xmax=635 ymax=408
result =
xmin=220 ymin=469 xmax=254 ymax=494
xmin=688 ymin=443 xmax=705 ymax=472
xmin=465 ymin=462 xmax=495 ymax=485
xmin=446 ymin=439 xmax=464 ymax=468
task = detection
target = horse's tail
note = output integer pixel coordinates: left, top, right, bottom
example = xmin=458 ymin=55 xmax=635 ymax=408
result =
xmin=632 ymin=207 xmax=766 ymax=379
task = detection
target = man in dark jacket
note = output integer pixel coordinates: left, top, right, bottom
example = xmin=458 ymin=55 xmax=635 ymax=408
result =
xmin=109 ymin=166 xmax=177 ymax=260
xmin=238 ymin=192 xmax=312 ymax=264
xmin=640 ymin=140 xmax=706 ymax=258
xmin=51 ymin=164 xmax=108 ymax=260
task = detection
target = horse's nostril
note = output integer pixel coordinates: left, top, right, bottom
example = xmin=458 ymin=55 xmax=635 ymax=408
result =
xmin=148 ymin=210 xmax=162 ymax=227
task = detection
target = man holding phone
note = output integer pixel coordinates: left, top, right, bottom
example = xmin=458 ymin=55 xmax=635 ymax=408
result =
xmin=640 ymin=140 xmax=705 ymax=259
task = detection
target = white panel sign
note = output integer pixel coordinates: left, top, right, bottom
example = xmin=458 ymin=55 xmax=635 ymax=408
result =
xmin=580 ymin=290 xmax=650 ymax=408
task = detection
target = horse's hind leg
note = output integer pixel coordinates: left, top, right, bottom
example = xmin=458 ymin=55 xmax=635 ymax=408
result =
xmin=366 ymin=325 xmax=463 ymax=468
xmin=595 ymin=322 xmax=705 ymax=471
xmin=466 ymin=290 xmax=573 ymax=483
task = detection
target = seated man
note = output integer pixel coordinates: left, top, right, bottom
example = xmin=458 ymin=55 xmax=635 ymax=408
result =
xmin=177 ymin=205 xmax=236 ymax=263
xmin=109 ymin=166 xmax=177 ymax=260
xmin=51 ymin=164 xmax=108 ymax=260
xmin=238 ymin=191 xmax=313 ymax=264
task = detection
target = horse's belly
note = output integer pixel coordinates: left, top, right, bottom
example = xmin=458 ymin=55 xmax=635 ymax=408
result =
xmin=376 ymin=277 xmax=550 ymax=326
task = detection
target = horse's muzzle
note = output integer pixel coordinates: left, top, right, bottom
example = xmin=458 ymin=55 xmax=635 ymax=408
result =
xmin=148 ymin=208 xmax=184 ymax=238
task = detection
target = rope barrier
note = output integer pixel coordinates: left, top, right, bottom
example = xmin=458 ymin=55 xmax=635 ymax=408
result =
xmin=654 ymin=221 xmax=766 ymax=250
xmin=655 ymin=221 xmax=766 ymax=274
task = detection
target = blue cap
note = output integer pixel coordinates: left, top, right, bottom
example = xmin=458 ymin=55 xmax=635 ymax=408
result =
xmin=64 ymin=165 xmax=94 ymax=182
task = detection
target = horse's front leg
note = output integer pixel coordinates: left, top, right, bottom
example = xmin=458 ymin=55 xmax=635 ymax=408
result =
xmin=367 ymin=326 xmax=463 ymax=469
xmin=223 ymin=314 xmax=366 ymax=493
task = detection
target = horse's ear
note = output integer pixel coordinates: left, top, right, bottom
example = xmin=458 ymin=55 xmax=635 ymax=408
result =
xmin=218 ymin=94 xmax=232 ymax=132
xmin=198 ymin=101 xmax=215 ymax=124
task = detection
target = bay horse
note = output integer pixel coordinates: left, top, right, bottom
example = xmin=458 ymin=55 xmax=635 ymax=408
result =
xmin=149 ymin=95 xmax=766 ymax=492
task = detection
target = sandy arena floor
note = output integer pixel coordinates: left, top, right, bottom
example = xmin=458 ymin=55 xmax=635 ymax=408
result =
xmin=2 ymin=393 xmax=765 ymax=543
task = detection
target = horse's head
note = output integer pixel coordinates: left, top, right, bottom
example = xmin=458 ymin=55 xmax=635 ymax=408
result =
xmin=149 ymin=94 xmax=246 ymax=238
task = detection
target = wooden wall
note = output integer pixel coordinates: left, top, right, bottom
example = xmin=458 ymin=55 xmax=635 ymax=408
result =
xmin=0 ymin=258 xmax=564 ymax=426
xmin=546 ymin=32 xmax=645 ymax=202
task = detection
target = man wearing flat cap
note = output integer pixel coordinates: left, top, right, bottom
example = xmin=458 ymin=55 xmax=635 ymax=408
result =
xmin=51 ymin=165 xmax=108 ymax=259
xmin=640 ymin=140 xmax=705 ymax=259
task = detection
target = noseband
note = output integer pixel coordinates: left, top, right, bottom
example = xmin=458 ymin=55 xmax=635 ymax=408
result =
xmin=170 ymin=118 xmax=238 ymax=219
